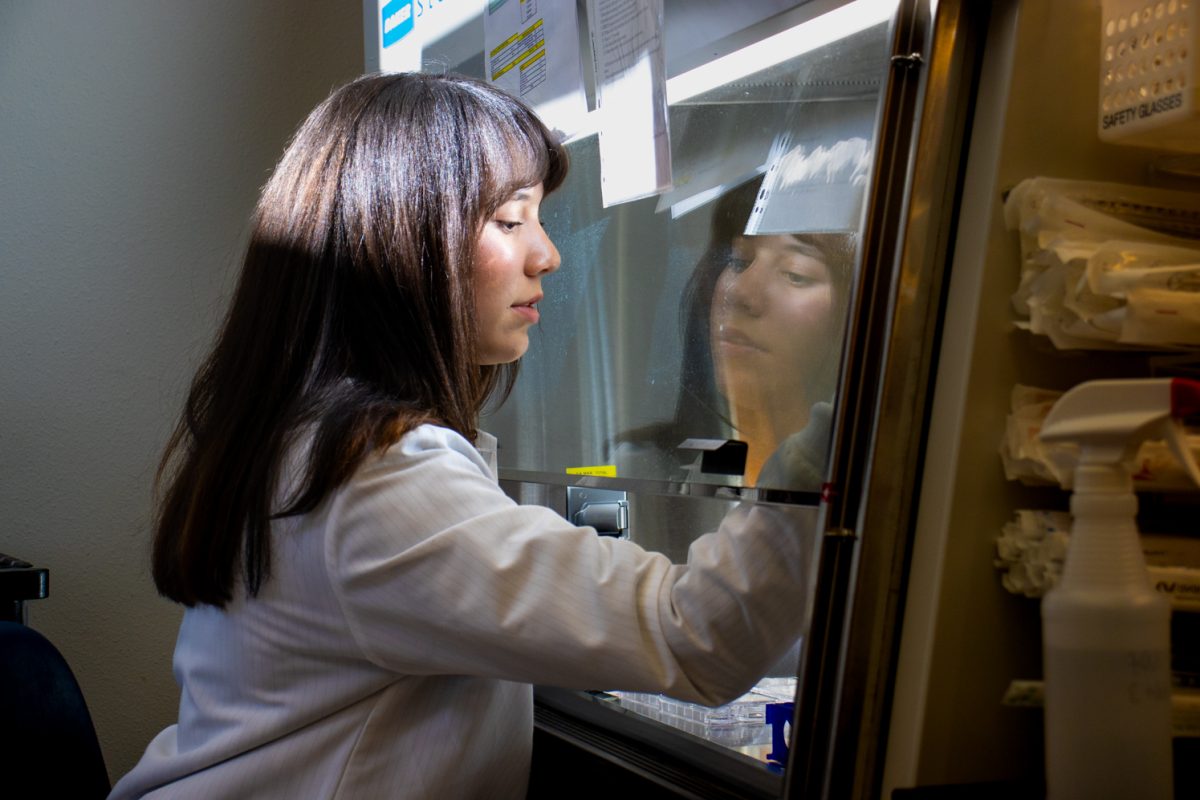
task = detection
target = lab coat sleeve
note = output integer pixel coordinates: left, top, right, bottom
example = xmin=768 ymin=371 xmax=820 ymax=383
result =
xmin=326 ymin=425 xmax=816 ymax=706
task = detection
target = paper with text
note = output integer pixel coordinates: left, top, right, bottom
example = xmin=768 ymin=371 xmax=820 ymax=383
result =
xmin=586 ymin=0 xmax=672 ymax=207
xmin=484 ymin=0 xmax=588 ymax=141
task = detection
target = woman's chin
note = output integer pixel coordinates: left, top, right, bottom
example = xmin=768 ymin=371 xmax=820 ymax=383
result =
xmin=478 ymin=340 xmax=529 ymax=365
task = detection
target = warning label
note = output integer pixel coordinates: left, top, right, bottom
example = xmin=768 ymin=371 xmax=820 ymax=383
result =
xmin=1102 ymin=91 xmax=1185 ymax=130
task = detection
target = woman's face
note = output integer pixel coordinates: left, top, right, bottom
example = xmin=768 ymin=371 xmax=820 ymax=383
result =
xmin=473 ymin=183 xmax=560 ymax=364
xmin=709 ymin=234 xmax=838 ymax=417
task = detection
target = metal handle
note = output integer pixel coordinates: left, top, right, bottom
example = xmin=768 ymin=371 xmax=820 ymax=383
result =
xmin=566 ymin=487 xmax=630 ymax=538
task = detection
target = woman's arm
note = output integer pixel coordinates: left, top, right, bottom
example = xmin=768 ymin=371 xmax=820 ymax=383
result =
xmin=324 ymin=425 xmax=818 ymax=706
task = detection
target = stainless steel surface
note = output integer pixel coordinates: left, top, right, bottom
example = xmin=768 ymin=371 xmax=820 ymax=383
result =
xmin=498 ymin=467 xmax=822 ymax=508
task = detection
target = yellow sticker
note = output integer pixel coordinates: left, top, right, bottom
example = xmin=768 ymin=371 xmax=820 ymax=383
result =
xmin=565 ymin=465 xmax=617 ymax=477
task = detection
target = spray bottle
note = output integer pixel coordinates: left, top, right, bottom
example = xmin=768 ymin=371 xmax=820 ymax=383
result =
xmin=1038 ymin=377 xmax=1200 ymax=799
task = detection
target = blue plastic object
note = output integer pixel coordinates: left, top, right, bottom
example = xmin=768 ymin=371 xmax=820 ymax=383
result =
xmin=766 ymin=701 xmax=793 ymax=766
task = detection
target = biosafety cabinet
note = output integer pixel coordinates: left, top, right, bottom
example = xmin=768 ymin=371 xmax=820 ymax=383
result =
xmin=368 ymin=1 xmax=1200 ymax=797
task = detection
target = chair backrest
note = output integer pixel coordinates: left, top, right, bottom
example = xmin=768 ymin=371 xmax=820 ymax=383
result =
xmin=0 ymin=621 xmax=111 ymax=798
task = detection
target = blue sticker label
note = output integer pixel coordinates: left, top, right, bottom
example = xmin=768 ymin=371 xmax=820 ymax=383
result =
xmin=381 ymin=0 xmax=414 ymax=48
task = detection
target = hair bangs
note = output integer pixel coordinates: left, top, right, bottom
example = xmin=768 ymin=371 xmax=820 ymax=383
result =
xmin=477 ymin=115 xmax=567 ymax=215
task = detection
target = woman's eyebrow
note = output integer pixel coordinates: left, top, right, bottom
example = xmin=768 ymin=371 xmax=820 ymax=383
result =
xmin=782 ymin=240 xmax=826 ymax=259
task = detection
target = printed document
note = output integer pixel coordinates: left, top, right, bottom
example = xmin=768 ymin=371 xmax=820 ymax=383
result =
xmin=484 ymin=0 xmax=588 ymax=141
xmin=586 ymin=0 xmax=672 ymax=207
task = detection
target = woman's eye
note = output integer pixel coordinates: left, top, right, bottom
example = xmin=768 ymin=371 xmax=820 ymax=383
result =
xmin=781 ymin=270 xmax=818 ymax=287
xmin=727 ymin=257 xmax=752 ymax=274
xmin=496 ymin=220 xmax=522 ymax=232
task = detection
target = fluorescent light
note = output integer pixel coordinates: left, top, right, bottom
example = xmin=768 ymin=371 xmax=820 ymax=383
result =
xmin=666 ymin=0 xmax=894 ymax=104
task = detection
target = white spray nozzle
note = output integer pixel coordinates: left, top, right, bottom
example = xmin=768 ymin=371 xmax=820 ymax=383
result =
xmin=1039 ymin=377 xmax=1200 ymax=487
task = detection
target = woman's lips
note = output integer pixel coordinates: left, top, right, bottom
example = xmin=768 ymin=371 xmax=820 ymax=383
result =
xmin=715 ymin=326 xmax=768 ymax=353
xmin=512 ymin=298 xmax=540 ymax=324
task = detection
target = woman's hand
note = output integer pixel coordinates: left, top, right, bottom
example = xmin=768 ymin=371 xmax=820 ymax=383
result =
xmin=757 ymin=401 xmax=834 ymax=491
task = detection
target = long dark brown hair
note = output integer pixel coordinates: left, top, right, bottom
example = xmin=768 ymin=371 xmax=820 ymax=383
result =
xmin=153 ymin=73 xmax=568 ymax=607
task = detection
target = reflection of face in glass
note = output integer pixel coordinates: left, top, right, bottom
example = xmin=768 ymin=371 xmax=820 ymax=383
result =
xmin=708 ymin=234 xmax=839 ymax=481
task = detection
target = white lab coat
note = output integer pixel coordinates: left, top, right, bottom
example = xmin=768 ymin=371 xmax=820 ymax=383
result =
xmin=110 ymin=424 xmax=815 ymax=799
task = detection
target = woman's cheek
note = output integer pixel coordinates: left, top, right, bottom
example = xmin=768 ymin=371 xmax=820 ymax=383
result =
xmin=774 ymin=289 xmax=837 ymax=376
xmin=777 ymin=285 xmax=834 ymax=335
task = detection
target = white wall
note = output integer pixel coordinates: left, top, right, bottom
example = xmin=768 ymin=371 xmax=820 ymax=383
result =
xmin=0 ymin=1 xmax=362 ymax=782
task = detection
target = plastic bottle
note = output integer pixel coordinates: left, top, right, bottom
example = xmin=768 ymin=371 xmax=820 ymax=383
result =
xmin=1038 ymin=377 xmax=1200 ymax=800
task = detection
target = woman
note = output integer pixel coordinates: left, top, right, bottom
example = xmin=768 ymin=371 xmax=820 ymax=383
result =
xmin=631 ymin=180 xmax=854 ymax=490
xmin=110 ymin=74 xmax=814 ymax=799
xmin=708 ymin=226 xmax=854 ymax=487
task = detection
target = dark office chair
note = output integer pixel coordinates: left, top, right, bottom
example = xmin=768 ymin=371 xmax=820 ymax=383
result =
xmin=0 ymin=620 xmax=111 ymax=798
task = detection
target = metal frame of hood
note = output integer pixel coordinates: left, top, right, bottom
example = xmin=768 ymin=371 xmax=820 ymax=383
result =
xmin=785 ymin=1 xmax=989 ymax=798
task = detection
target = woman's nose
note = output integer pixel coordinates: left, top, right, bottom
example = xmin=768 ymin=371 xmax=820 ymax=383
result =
xmin=527 ymin=225 xmax=561 ymax=276
xmin=723 ymin=261 xmax=767 ymax=316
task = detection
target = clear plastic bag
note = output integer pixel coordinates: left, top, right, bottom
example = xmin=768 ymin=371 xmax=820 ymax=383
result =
xmin=1003 ymin=178 xmax=1200 ymax=350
